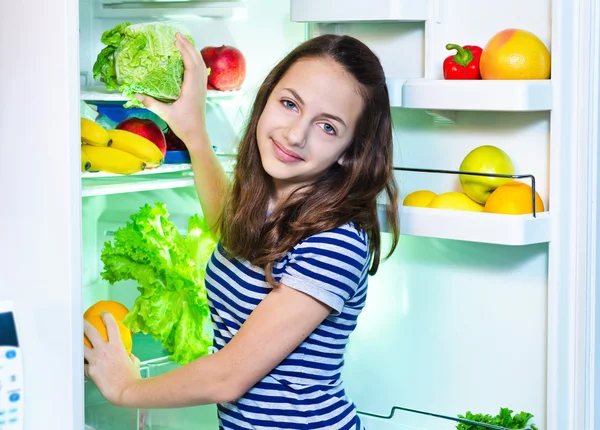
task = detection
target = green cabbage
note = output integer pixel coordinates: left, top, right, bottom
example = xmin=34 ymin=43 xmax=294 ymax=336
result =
xmin=93 ymin=21 xmax=195 ymax=108
xmin=100 ymin=202 xmax=217 ymax=365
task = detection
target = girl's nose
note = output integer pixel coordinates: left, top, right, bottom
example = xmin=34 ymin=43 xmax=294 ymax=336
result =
xmin=283 ymin=123 xmax=307 ymax=147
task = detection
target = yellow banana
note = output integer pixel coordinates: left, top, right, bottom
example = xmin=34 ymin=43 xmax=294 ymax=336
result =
xmin=81 ymin=145 xmax=146 ymax=175
xmin=81 ymin=118 xmax=112 ymax=146
xmin=81 ymin=145 xmax=91 ymax=172
xmin=107 ymin=129 xmax=164 ymax=167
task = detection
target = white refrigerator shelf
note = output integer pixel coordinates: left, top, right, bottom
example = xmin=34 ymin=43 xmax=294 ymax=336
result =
xmin=400 ymin=79 xmax=553 ymax=111
xmin=81 ymin=86 xmax=242 ymax=102
xmin=394 ymin=206 xmax=552 ymax=245
xmin=290 ymin=0 xmax=428 ymax=22
xmin=93 ymin=0 xmax=245 ymax=19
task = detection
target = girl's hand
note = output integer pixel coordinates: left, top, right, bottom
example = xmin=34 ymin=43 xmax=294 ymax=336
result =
xmin=136 ymin=32 xmax=209 ymax=149
xmin=84 ymin=312 xmax=142 ymax=406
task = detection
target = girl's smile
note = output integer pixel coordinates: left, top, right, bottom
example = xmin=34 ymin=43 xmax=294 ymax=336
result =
xmin=271 ymin=138 xmax=304 ymax=163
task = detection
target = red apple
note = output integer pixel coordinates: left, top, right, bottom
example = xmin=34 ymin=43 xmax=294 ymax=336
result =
xmin=201 ymin=45 xmax=246 ymax=91
xmin=116 ymin=118 xmax=167 ymax=157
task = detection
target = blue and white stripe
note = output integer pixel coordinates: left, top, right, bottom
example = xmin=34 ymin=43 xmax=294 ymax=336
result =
xmin=205 ymin=223 xmax=369 ymax=429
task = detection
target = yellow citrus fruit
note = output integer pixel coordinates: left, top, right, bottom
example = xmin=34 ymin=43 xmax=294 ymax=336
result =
xmin=480 ymin=29 xmax=551 ymax=80
xmin=428 ymin=192 xmax=484 ymax=212
xmin=84 ymin=300 xmax=130 ymax=322
xmin=84 ymin=314 xmax=133 ymax=355
xmin=484 ymin=182 xmax=545 ymax=214
xmin=403 ymin=190 xmax=437 ymax=207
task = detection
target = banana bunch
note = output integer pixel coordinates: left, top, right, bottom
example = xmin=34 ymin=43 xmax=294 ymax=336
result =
xmin=80 ymin=118 xmax=164 ymax=175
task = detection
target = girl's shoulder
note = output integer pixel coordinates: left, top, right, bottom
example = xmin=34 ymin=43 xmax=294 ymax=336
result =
xmin=291 ymin=222 xmax=369 ymax=261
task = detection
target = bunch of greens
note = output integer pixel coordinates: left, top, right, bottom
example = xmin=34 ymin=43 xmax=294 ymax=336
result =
xmin=93 ymin=21 xmax=195 ymax=108
xmin=101 ymin=202 xmax=217 ymax=364
xmin=457 ymin=408 xmax=538 ymax=430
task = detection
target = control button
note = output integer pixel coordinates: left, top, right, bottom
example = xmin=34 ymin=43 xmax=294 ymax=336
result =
xmin=0 ymin=419 xmax=6 ymax=424
xmin=9 ymin=417 xmax=17 ymax=423
xmin=0 ymin=410 xmax=5 ymax=415
xmin=5 ymin=351 xmax=16 ymax=360
xmin=8 ymin=393 xmax=19 ymax=402
xmin=7 ymin=409 xmax=16 ymax=414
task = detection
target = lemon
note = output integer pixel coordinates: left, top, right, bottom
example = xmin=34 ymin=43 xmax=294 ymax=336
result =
xmin=403 ymin=190 xmax=437 ymax=207
xmin=428 ymin=192 xmax=484 ymax=212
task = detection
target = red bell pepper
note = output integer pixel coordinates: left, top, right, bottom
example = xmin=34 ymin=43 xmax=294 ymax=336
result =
xmin=443 ymin=44 xmax=483 ymax=80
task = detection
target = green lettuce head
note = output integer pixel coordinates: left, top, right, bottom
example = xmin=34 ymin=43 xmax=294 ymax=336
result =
xmin=93 ymin=21 xmax=195 ymax=108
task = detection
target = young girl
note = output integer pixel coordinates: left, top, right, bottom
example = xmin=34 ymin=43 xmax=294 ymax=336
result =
xmin=84 ymin=32 xmax=400 ymax=429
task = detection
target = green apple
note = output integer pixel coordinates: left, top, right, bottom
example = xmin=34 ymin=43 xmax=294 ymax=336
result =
xmin=428 ymin=192 xmax=484 ymax=212
xmin=459 ymin=145 xmax=515 ymax=204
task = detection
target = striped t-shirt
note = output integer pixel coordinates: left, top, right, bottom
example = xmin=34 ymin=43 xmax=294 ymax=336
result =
xmin=205 ymin=223 xmax=370 ymax=429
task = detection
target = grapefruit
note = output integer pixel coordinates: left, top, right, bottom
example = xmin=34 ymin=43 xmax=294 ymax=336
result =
xmin=84 ymin=300 xmax=130 ymax=322
xmin=84 ymin=314 xmax=133 ymax=355
xmin=480 ymin=29 xmax=551 ymax=80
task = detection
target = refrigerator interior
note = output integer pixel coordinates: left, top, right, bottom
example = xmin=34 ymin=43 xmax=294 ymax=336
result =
xmin=80 ymin=0 xmax=553 ymax=428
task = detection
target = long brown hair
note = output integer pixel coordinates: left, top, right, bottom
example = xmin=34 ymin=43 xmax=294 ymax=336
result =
xmin=220 ymin=34 xmax=399 ymax=285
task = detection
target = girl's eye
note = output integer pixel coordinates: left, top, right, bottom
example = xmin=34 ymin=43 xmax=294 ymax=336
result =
xmin=319 ymin=123 xmax=336 ymax=135
xmin=282 ymin=100 xmax=298 ymax=111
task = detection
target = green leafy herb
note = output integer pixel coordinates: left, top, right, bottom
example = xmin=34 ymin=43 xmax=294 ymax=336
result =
xmin=457 ymin=407 xmax=538 ymax=430
xmin=92 ymin=21 xmax=195 ymax=108
xmin=101 ymin=202 xmax=217 ymax=364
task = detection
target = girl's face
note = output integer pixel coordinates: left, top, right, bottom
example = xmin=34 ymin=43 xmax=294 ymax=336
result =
xmin=256 ymin=57 xmax=364 ymax=200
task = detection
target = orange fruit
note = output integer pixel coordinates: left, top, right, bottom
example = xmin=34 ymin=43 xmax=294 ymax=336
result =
xmin=480 ymin=29 xmax=551 ymax=80
xmin=84 ymin=314 xmax=133 ymax=355
xmin=484 ymin=182 xmax=545 ymax=214
xmin=403 ymin=190 xmax=437 ymax=207
xmin=84 ymin=300 xmax=129 ymax=321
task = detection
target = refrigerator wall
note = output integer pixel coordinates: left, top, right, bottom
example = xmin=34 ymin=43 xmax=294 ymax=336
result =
xmin=81 ymin=0 xmax=554 ymax=428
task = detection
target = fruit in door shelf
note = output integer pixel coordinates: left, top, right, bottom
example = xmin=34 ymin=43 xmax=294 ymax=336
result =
xmin=403 ymin=190 xmax=437 ymax=207
xmin=479 ymin=29 xmax=551 ymax=80
xmin=81 ymin=118 xmax=112 ymax=147
xmin=84 ymin=300 xmax=130 ymax=322
xmin=82 ymin=145 xmax=146 ymax=175
xmin=427 ymin=192 xmax=484 ymax=212
xmin=108 ymin=129 xmax=164 ymax=167
xmin=116 ymin=118 xmax=167 ymax=157
xmin=484 ymin=182 xmax=545 ymax=214
xmin=84 ymin=314 xmax=133 ymax=356
xmin=459 ymin=145 xmax=515 ymax=204
xmin=201 ymin=45 xmax=246 ymax=91
xmin=443 ymin=44 xmax=482 ymax=80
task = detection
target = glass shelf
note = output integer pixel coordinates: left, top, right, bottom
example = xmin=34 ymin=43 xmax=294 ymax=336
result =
xmin=81 ymin=154 xmax=236 ymax=197
xmin=81 ymin=86 xmax=242 ymax=102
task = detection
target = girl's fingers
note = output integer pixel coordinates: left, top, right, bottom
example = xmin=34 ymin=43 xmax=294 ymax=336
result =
xmin=135 ymin=94 xmax=169 ymax=118
xmin=130 ymin=354 xmax=141 ymax=366
xmin=83 ymin=344 xmax=94 ymax=363
xmin=84 ymin=363 xmax=90 ymax=378
xmin=175 ymin=33 xmax=198 ymax=70
xmin=83 ymin=320 xmax=104 ymax=348
xmin=176 ymin=33 xmax=202 ymax=67
xmin=101 ymin=312 xmax=122 ymax=345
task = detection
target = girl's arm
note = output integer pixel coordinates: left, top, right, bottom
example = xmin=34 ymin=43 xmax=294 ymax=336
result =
xmin=83 ymin=283 xmax=332 ymax=408
xmin=137 ymin=32 xmax=228 ymax=234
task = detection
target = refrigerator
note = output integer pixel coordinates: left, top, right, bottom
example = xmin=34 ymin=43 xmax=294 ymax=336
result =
xmin=0 ymin=0 xmax=599 ymax=428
